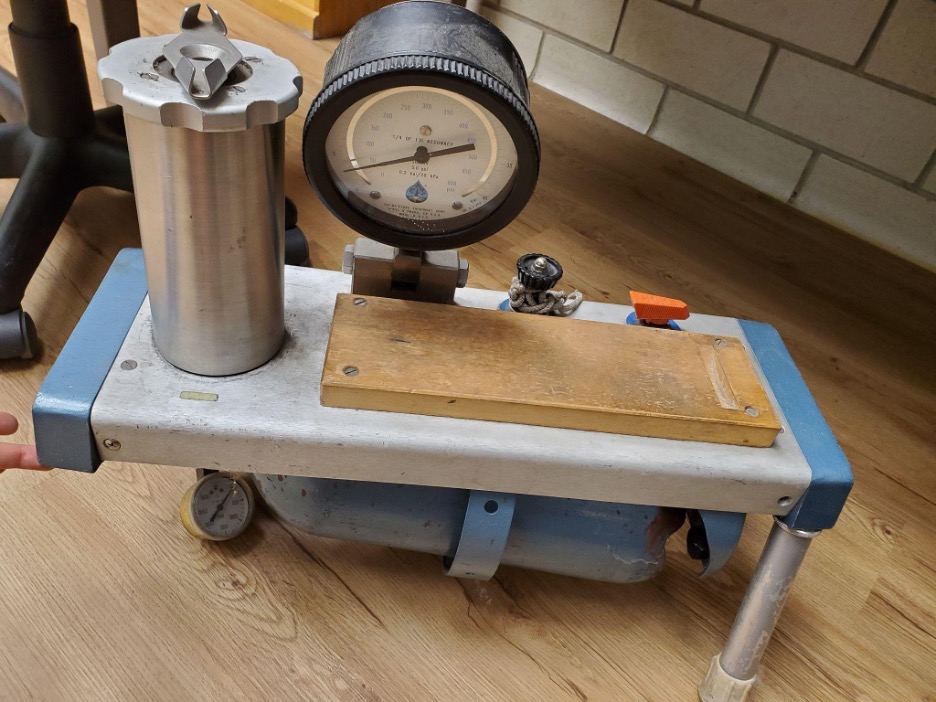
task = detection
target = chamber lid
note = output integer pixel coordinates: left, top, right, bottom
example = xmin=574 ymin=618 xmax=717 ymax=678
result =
xmin=98 ymin=34 xmax=302 ymax=132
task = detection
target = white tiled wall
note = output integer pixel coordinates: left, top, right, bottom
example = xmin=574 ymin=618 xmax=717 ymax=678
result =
xmin=535 ymin=35 xmax=665 ymax=132
xmin=499 ymin=0 xmax=624 ymax=50
xmin=753 ymin=51 xmax=936 ymax=180
xmin=649 ymin=91 xmax=813 ymax=201
xmin=866 ymin=0 xmax=936 ymax=99
xmin=614 ymin=0 xmax=772 ymax=110
xmin=702 ymin=0 xmax=888 ymax=64
xmin=481 ymin=0 xmax=936 ymax=271
xmin=796 ymin=157 xmax=936 ymax=267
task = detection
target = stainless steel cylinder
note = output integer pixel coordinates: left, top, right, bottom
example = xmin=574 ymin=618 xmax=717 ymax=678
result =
xmin=98 ymin=22 xmax=302 ymax=376
xmin=125 ymin=117 xmax=286 ymax=375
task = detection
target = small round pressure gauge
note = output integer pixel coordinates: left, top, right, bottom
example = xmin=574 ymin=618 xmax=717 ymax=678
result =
xmin=303 ymin=1 xmax=540 ymax=250
xmin=180 ymin=473 xmax=255 ymax=541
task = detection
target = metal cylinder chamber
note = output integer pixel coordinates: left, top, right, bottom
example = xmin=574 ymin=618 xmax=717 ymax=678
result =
xmin=98 ymin=18 xmax=302 ymax=375
xmin=124 ymin=118 xmax=286 ymax=375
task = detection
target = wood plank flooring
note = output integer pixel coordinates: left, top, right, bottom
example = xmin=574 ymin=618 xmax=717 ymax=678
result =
xmin=1 ymin=2 xmax=934 ymax=700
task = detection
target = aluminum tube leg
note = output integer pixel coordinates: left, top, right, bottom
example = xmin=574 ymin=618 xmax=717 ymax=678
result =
xmin=699 ymin=519 xmax=819 ymax=702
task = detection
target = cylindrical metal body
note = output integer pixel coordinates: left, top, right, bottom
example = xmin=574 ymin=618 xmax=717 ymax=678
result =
xmin=255 ymin=475 xmax=686 ymax=583
xmin=124 ymin=117 xmax=286 ymax=375
xmin=719 ymin=519 xmax=818 ymax=680
xmin=98 ymin=29 xmax=302 ymax=376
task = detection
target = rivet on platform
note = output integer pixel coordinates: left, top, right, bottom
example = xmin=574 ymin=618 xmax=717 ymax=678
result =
xmin=103 ymin=439 xmax=121 ymax=451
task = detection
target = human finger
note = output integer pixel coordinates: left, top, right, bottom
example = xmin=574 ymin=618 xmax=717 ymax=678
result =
xmin=0 ymin=412 xmax=19 ymax=435
xmin=0 ymin=442 xmax=45 ymax=470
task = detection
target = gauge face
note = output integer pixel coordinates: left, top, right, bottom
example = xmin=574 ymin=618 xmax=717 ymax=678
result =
xmin=303 ymin=1 xmax=540 ymax=250
xmin=324 ymin=86 xmax=519 ymax=236
xmin=184 ymin=474 xmax=254 ymax=540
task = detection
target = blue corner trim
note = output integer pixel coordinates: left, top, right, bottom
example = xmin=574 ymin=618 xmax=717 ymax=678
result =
xmin=33 ymin=249 xmax=147 ymax=472
xmin=739 ymin=320 xmax=853 ymax=530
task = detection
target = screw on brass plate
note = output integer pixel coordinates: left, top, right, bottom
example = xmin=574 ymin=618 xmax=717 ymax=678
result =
xmin=744 ymin=406 xmax=759 ymax=417
xmin=714 ymin=338 xmax=727 ymax=348
xmin=103 ymin=439 xmax=121 ymax=450
xmin=120 ymin=360 xmax=138 ymax=370
xmin=353 ymin=297 xmax=367 ymax=306
xmin=343 ymin=366 xmax=359 ymax=376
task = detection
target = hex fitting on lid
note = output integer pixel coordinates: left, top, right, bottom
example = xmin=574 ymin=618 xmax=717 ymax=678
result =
xmin=97 ymin=16 xmax=302 ymax=132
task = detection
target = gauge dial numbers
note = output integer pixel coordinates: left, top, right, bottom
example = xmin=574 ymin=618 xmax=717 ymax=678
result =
xmin=324 ymin=86 xmax=518 ymax=235
xmin=303 ymin=2 xmax=539 ymax=249
xmin=305 ymin=72 xmax=539 ymax=249
xmin=180 ymin=473 xmax=256 ymax=541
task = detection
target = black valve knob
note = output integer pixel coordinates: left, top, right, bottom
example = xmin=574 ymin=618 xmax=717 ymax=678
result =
xmin=517 ymin=253 xmax=563 ymax=291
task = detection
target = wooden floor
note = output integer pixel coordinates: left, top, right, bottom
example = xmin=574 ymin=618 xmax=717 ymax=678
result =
xmin=1 ymin=2 xmax=934 ymax=700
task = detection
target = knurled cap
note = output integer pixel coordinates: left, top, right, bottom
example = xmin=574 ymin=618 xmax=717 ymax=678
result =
xmin=517 ymin=253 xmax=563 ymax=291
xmin=98 ymin=36 xmax=302 ymax=132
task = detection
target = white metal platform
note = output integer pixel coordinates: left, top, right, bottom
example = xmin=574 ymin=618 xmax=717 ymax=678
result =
xmin=90 ymin=266 xmax=810 ymax=515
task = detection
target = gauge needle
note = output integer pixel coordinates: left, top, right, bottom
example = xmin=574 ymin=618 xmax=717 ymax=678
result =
xmin=344 ymin=142 xmax=476 ymax=172
xmin=208 ymin=482 xmax=237 ymax=524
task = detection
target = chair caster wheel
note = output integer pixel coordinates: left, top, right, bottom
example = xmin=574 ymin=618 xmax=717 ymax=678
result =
xmin=0 ymin=308 xmax=38 ymax=360
xmin=285 ymin=226 xmax=311 ymax=267
xmin=285 ymin=196 xmax=311 ymax=267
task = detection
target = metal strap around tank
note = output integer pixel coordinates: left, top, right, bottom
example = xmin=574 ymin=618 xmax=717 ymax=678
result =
xmin=444 ymin=490 xmax=515 ymax=580
xmin=695 ymin=509 xmax=746 ymax=577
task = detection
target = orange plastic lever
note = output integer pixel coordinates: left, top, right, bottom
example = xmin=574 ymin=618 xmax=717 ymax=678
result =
xmin=630 ymin=291 xmax=690 ymax=325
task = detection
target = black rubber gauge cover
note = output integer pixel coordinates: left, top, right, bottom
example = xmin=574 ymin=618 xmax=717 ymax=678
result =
xmin=302 ymin=1 xmax=540 ymax=250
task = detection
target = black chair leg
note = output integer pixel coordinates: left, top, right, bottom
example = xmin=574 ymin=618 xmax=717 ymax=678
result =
xmin=0 ymin=65 xmax=25 ymax=123
xmin=0 ymin=0 xmax=135 ymax=360
xmin=0 ymin=138 xmax=80 ymax=358
xmin=0 ymin=0 xmax=311 ymax=360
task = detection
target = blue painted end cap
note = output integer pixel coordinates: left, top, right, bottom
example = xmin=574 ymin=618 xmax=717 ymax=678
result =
xmin=33 ymin=249 xmax=148 ymax=472
xmin=739 ymin=320 xmax=853 ymax=531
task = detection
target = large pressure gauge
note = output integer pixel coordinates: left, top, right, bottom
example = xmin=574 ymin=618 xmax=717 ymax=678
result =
xmin=303 ymin=1 xmax=540 ymax=250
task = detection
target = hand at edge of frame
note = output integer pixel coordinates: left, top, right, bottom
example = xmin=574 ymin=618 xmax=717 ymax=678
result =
xmin=0 ymin=412 xmax=50 ymax=474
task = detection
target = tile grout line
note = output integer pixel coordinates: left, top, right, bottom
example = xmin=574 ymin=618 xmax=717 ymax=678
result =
xmin=527 ymin=32 xmax=545 ymax=81
xmin=855 ymin=0 xmax=898 ymax=70
xmin=787 ymin=152 xmax=821 ymax=204
xmin=912 ymin=146 xmax=936 ymax=189
xmin=609 ymin=0 xmax=630 ymax=55
xmin=651 ymin=0 xmax=936 ymax=106
xmin=746 ymin=44 xmax=779 ymax=116
xmin=645 ymin=86 xmax=670 ymax=136
xmin=493 ymin=5 xmax=936 ymax=203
